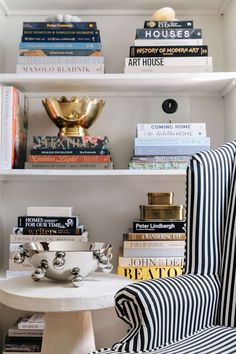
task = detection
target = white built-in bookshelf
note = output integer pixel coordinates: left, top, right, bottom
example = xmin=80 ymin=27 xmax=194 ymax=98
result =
xmin=0 ymin=0 xmax=236 ymax=351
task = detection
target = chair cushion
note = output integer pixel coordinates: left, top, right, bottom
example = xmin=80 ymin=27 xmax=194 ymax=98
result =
xmin=90 ymin=325 xmax=236 ymax=354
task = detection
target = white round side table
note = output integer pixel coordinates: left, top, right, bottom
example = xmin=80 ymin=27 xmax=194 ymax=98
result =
xmin=0 ymin=273 xmax=132 ymax=354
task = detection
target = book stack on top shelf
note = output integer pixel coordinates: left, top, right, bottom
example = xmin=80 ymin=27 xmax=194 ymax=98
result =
xmin=25 ymin=136 xmax=113 ymax=170
xmin=8 ymin=206 xmax=88 ymax=278
xmin=0 ymin=86 xmax=28 ymax=170
xmin=118 ymin=192 xmax=186 ymax=281
xmin=124 ymin=18 xmax=213 ymax=73
xmin=129 ymin=122 xmax=210 ymax=170
xmin=3 ymin=314 xmax=44 ymax=353
xmin=16 ymin=20 xmax=104 ymax=74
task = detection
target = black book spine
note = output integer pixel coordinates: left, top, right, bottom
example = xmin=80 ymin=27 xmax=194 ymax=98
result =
xmin=32 ymin=136 xmax=109 ymax=149
xmin=30 ymin=148 xmax=110 ymax=155
xmin=23 ymin=22 xmax=97 ymax=30
xmin=133 ymin=221 xmax=186 ymax=233
xmin=129 ymin=46 xmax=208 ymax=57
xmin=18 ymin=216 xmax=79 ymax=228
xmin=136 ymin=28 xmax=202 ymax=40
xmin=144 ymin=20 xmax=194 ymax=29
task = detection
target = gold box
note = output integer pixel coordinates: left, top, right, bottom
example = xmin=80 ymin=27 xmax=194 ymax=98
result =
xmin=140 ymin=205 xmax=185 ymax=220
xmin=148 ymin=192 xmax=174 ymax=205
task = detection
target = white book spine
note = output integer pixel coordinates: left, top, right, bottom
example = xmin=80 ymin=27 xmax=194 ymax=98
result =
xmin=118 ymin=256 xmax=184 ymax=267
xmin=134 ymin=39 xmax=203 ymax=46
xmin=1 ymin=86 xmax=14 ymax=169
xmin=134 ymin=136 xmax=210 ymax=146
xmin=123 ymin=240 xmax=185 ymax=248
xmin=137 ymin=122 xmax=206 ymax=132
xmin=125 ymin=57 xmax=212 ymax=67
xmin=27 ymin=206 xmax=73 ymax=217
xmin=17 ymin=56 xmax=104 ymax=65
xmin=16 ymin=63 xmax=104 ymax=74
xmin=124 ymin=65 xmax=213 ymax=73
xmin=10 ymin=231 xmax=88 ymax=243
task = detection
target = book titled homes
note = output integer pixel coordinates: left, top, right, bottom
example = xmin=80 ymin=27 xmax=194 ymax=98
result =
xmin=17 ymin=21 xmax=104 ymax=74
xmin=124 ymin=19 xmax=212 ymax=73
xmin=118 ymin=192 xmax=186 ymax=281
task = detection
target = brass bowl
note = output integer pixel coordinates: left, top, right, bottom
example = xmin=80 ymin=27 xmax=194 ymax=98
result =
xmin=42 ymin=96 xmax=105 ymax=137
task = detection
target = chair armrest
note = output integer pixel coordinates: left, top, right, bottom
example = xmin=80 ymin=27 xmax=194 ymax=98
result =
xmin=112 ymin=274 xmax=220 ymax=352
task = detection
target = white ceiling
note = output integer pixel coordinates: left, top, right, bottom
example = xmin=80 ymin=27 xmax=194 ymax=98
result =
xmin=0 ymin=0 xmax=229 ymax=16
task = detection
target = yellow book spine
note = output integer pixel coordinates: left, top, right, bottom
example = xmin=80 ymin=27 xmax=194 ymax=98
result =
xmin=117 ymin=265 xmax=183 ymax=280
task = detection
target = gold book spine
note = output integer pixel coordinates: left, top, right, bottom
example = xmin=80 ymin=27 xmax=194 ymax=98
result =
xmin=127 ymin=232 xmax=186 ymax=241
xmin=117 ymin=265 xmax=183 ymax=280
xmin=147 ymin=192 xmax=174 ymax=205
xmin=140 ymin=205 xmax=185 ymax=220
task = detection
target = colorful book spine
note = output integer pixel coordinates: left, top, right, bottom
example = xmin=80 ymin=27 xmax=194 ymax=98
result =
xmin=117 ymin=265 xmax=183 ymax=280
xmin=128 ymin=162 xmax=189 ymax=170
xmin=133 ymin=220 xmax=186 ymax=233
xmin=134 ymin=136 xmax=210 ymax=146
xmin=130 ymin=46 xmax=208 ymax=57
xmin=118 ymin=256 xmax=184 ymax=267
xmin=30 ymin=148 xmax=110 ymax=155
xmin=17 ymin=56 xmax=104 ymax=65
xmin=25 ymin=162 xmax=114 ymax=169
xmin=32 ymin=136 xmax=109 ymax=149
xmin=136 ymin=28 xmax=202 ymax=40
xmin=17 ymin=216 xmax=79 ymax=228
xmin=23 ymin=29 xmax=98 ymax=36
xmin=19 ymin=49 xmax=102 ymax=56
xmin=125 ymin=57 xmax=212 ymax=67
xmin=134 ymin=39 xmax=203 ymax=46
xmin=23 ymin=22 xmax=97 ymax=30
xmin=16 ymin=63 xmax=104 ymax=74
xmin=19 ymin=42 xmax=101 ymax=50
xmin=144 ymin=20 xmax=193 ymax=28
xmin=28 ymin=154 xmax=111 ymax=163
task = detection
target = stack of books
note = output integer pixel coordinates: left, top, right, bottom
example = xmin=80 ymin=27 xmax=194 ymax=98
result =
xmin=8 ymin=206 xmax=88 ymax=277
xmin=129 ymin=122 xmax=210 ymax=170
xmin=118 ymin=192 xmax=186 ymax=281
xmin=25 ymin=136 xmax=113 ymax=170
xmin=16 ymin=21 xmax=104 ymax=74
xmin=3 ymin=314 xmax=44 ymax=353
xmin=124 ymin=19 xmax=212 ymax=73
xmin=0 ymin=85 xmax=28 ymax=170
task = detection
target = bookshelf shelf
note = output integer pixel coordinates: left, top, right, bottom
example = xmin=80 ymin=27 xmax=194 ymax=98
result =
xmin=0 ymin=0 xmax=227 ymax=16
xmin=0 ymin=73 xmax=234 ymax=95
xmin=0 ymin=169 xmax=186 ymax=181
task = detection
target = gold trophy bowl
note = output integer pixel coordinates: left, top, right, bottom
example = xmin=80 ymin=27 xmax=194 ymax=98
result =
xmin=42 ymin=96 xmax=106 ymax=137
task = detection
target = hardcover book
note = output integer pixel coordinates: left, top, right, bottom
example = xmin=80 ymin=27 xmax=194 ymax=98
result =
xmin=118 ymin=265 xmax=183 ymax=280
xmin=144 ymin=20 xmax=193 ymax=29
xmin=136 ymin=28 xmax=202 ymax=40
xmin=130 ymin=46 xmax=208 ymax=57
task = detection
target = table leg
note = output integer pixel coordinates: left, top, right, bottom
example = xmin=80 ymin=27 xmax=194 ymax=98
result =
xmin=41 ymin=311 xmax=95 ymax=354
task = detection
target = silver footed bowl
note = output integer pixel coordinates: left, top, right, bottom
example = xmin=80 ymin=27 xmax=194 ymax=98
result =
xmin=14 ymin=241 xmax=113 ymax=287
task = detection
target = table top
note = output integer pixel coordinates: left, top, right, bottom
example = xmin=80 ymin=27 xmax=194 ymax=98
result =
xmin=0 ymin=273 xmax=132 ymax=312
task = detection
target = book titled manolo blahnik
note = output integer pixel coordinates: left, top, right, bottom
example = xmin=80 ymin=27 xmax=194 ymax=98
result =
xmin=130 ymin=46 xmax=208 ymax=57
xmin=16 ymin=63 xmax=104 ymax=74
xmin=136 ymin=28 xmax=202 ymax=40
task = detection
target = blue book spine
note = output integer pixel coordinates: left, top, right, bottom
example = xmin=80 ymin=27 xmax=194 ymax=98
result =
xmin=136 ymin=28 xmax=202 ymax=40
xmin=22 ymin=33 xmax=100 ymax=42
xmin=134 ymin=137 xmax=210 ymax=146
xmin=134 ymin=146 xmax=210 ymax=156
xmin=19 ymin=42 xmax=101 ymax=50
xmin=23 ymin=22 xmax=97 ymax=30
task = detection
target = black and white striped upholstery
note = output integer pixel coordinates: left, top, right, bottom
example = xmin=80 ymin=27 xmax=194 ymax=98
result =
xmin=91 ymin=142 xmax=236 ymax=354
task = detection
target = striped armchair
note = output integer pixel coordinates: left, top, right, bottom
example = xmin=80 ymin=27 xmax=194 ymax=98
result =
xmin=91 ymin=141 xmax=236 ymax=354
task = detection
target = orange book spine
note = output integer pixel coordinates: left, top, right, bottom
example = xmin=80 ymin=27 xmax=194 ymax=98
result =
xmin=28 ymin=154 xmax=111 ymax=163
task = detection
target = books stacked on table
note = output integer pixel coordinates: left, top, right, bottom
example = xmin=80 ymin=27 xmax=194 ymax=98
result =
xmin=3 ymin=314 xmax=44 ymax=353
xmin=7 ymin=206 xmax=88 ymax=277
xmin=129 ymin=122 xmax=210 ymax=170
xmin=0 ymin=86 xmax=28 ymax=170
xmin=124 ymin=20 xmax=212 ymax=73
xmin=118 ymin=192 xmax=186 ymax=281
xmin=16 ymin=21 xmax=104 ymax=74
xmin=25 ymin=136 xmax=113 ymax=170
